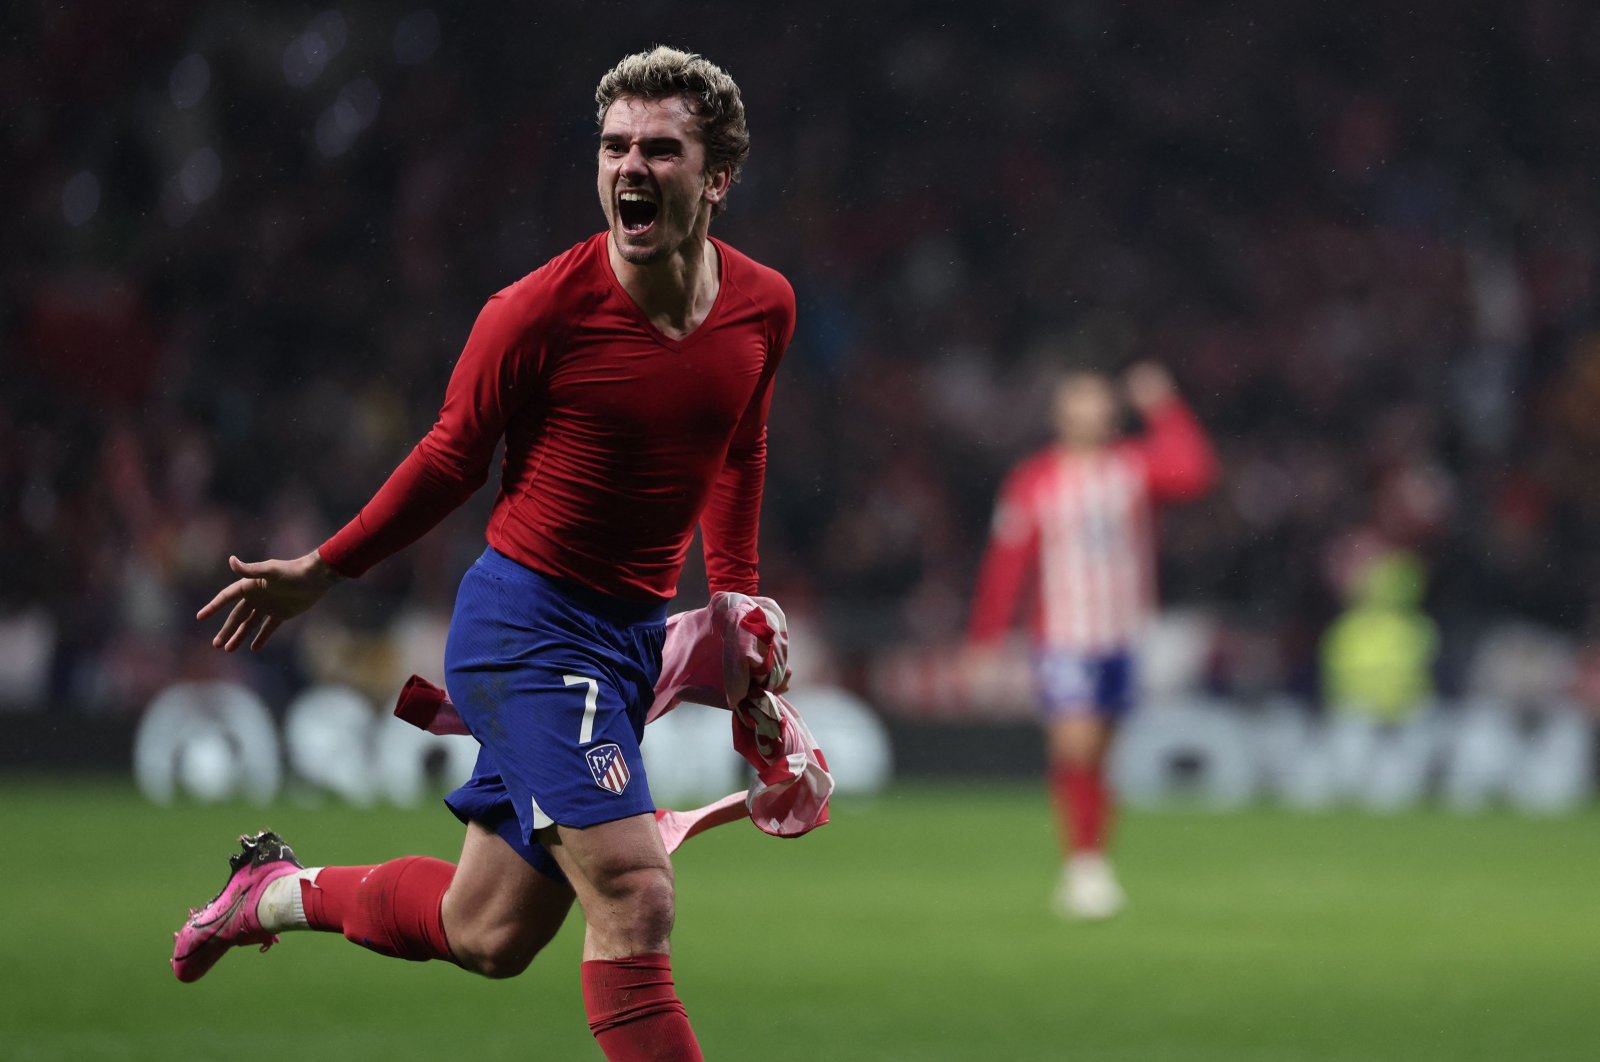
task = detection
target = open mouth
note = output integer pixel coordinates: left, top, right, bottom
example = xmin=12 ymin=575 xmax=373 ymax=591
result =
xmin=618 ymin=192 xmax=658 ymax=235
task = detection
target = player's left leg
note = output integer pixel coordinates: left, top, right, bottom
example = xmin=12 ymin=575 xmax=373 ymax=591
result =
xmin=436 ymin=548 xmax=692 ymax=1057
xmin=1047 ymin=712 xmax=1117 ymax=856
xmin=171 ymin=820 xmax=576 ymax=982
xmin=438 ymin=820 xmax=576 ymax=977
xmin=1047 ymin=713 xmax=1126 ymax=919
xmin=541 ymin=812 xmax=703 ymax=1062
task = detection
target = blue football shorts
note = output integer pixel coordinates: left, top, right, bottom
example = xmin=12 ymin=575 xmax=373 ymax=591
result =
xmin=1034 ymin=647 xmax=1136 ymax=721
xmin=442 ymin=548 xmax=666 ymax=883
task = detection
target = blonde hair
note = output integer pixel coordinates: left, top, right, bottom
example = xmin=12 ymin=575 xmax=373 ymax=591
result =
xmin=595 ymin=46 xmax=750 ymax=215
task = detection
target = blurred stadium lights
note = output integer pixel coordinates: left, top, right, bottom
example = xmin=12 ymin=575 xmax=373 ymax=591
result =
xmin=162 ymin=146 xmax=222 ymax=226
xmin=168 ymin=53 xmax=211 ymax=111
xmin=60 ymin=170 xmax=100 ymax=227
xmin=282 ymin=32 xmax=331 ymax=89
xmin=282 ymin=11 xmax=348 ymax=89
xmin=315 ymin=77 xmax=382 ymax=158
xmin=392 ymin=9 xmax=441 ymax=65
xmin=177 ymin=147 xmax=221 ymax=205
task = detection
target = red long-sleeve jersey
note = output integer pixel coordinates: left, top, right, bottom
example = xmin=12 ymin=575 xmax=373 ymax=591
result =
xmin=967 ymin=398 xmax=1217 ymax=652
xmin=319 ymin=233 xmax=794 ymax=601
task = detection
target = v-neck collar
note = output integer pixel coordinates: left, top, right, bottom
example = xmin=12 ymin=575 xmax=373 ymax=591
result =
xmin=600 ymin=234 xmax=728 ymax=352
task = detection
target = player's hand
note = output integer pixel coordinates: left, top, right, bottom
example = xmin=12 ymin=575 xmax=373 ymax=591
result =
xmin=196 ymin=552 xmax=342 ymax=652
xmin=1124 ymin=361 xmax=1177 ymax=413
xmin=741 ymin=598 xmax=792 ymax=696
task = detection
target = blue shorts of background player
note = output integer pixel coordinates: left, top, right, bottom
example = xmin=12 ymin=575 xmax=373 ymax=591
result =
xmin=1034 ymin=648 xmax=1136 ymax=721
xmin=441 ymin=548 xmax=666 ymax=885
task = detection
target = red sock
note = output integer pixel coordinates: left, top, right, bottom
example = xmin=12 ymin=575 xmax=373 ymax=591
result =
xmin=301 ymin=857 xmax=456 ymax=963
xmin=581 ymin=954 xmax=703 ymax=1062
xmin=1050 ymin=764 xmax=1112 ymax=854
xmin=301 ymin=865 xmax=373 ymax=932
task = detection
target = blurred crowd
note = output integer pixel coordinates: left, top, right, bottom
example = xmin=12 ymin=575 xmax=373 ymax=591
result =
xmin=5 ymin=0 xmax=1600 ymax=716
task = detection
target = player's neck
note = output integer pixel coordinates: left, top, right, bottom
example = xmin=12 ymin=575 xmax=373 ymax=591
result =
xmin=1057 ymin=438 xmax=1107 ymax=456
xmin=609 ymin=233 xmax=721 ymax=341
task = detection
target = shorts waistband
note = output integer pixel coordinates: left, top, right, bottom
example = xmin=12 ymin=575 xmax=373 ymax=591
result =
xmin=477 ymin=548 xmax=668 ymax=627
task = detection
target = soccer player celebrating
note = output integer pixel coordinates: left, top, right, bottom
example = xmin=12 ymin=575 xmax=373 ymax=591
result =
xmin=173 ymin=48 xmax=793 ymax=1062
xmin=966 ymin=363 xmax=1216 ymax=919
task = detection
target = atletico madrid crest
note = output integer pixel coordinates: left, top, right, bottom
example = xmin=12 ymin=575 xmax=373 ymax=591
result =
xmin=586 ymin=743 xmax=631 ymax=795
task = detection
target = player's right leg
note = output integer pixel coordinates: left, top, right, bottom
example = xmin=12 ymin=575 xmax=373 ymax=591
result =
xmin=170 ymin=828 xmax=305 ymax=982
xmin=170 ymin=819 xmax=575 ymax=982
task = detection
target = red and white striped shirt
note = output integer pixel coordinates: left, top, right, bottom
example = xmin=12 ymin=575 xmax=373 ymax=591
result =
xmin=967 ymin=399 xmax=1216 ymax=653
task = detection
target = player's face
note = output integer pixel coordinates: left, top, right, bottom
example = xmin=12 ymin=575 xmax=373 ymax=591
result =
xmin=1054 ymin=374 xmax=1118 ymax=449
xmin=598 ymin=95 xmax=730 ymax=265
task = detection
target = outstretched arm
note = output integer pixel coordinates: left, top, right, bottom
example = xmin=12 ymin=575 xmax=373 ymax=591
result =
xmin=200 ymin=290 xmax=542 ymax=651
xmin=318 ymin=291 xmax=544 ymax=577
xmin=196 ymin=552 xmax=343 ymax=651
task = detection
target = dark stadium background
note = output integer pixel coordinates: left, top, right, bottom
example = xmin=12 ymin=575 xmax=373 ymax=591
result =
xmin=5 ymin=2 xmax=1600 ymax=778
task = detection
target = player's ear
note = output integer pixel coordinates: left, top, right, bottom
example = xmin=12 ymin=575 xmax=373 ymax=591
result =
xmin=703 ymin=163 xmax=732 ymax=206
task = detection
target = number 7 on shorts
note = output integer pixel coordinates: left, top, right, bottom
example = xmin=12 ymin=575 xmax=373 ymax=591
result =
xmin=564 ymin=674 xmax=600 ymax=744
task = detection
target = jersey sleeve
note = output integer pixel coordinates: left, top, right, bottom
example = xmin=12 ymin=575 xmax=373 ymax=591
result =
xmin=699 ymin=279 xmax=796 ymax=595
xmin=1135 ymin=397 xmax=1219 ymax=503
xmin=966 ymin=464 xmax=1040 ymax=646
xmin=318 ymin=290 xmax=545 ymax=577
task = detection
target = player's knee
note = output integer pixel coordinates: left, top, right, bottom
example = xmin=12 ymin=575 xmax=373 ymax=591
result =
xmin=594 ymin=865 xmax=676 ymax=949
xmin=471 ymin=948 xmax=534 ymax=981
xmin=451 ymin=923 xmax=540 ymax=979
xmin=444 ymin=907 xmax=560 ymax=980
xmin=1059 ymin=745 xmax=1104 ymax=770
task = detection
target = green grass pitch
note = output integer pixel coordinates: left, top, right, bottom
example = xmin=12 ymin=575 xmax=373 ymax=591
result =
xmin=2 ymin=778 xmax=1596 ymax=1061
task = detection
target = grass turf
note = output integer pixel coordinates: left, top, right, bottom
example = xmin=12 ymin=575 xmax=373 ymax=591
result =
xmin=0 ymin=778 xmax=1595 ymax=1061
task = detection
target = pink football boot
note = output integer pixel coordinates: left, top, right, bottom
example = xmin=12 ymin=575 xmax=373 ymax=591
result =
xmin=171 ymin=830 xmax=302 ymax=983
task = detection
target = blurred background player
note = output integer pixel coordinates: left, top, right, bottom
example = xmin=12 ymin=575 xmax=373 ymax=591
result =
xmin=967 ymin=363 xmax=1217 ymax=918
xmin=171 ymin=47 xmax=793 ymax=1062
